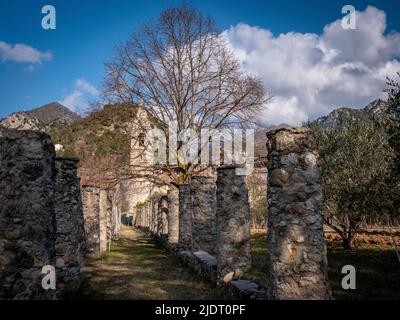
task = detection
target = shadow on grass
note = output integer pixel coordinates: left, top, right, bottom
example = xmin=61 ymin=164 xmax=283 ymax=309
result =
xmin=76 ymin=227 xmax=230 ymax=300
xmin=248 ymin=231 xmax=400 ymax=300
xmin=326 ymin=242 xmax=400 ymax=300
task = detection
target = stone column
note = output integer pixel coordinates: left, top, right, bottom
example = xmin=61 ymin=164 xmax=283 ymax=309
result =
xmin=54 ymin=157 xmax=86 ymax=296
xmin=159 ymin=196 xmax=169 ymax=236
xmin=151 ymin=196 xmax=159 ymax=234
xmin=143 ymin=202 xmax=149 ymax=229
xmin=111 ymin=202 xmax=121 ymax=238
xmin=81 ymin=185 xmax=101 ymax=254
xmin=156 ymin=196 xmax=163 ymax=236
xmin=167 ymin=188 xmax=179 ymax=244
xmin=178 ymin=184 xmax=193 ymax=250
xmin=266 ymin=127 xmax=331 ymax=300
xmin=191 ymin=176 xmax=217 ymax=255
xmin=142 ymin=203 xmax=146 ymax=228
xmin=0 ymin=130 xmax=56 ymax=299
xmin=135 ymin=208 xmax=141 ymax=227
xmin=216 ymin=166 xmax=251 ymax=283
xmin=146 ymin=200 xmax=153 ymax=232
xmin=99 ymin=190 xmax=111 ymax=253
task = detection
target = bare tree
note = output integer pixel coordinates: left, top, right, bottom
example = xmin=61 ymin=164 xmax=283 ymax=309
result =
xmin=103 ymin=5 xmax=269 ymax=186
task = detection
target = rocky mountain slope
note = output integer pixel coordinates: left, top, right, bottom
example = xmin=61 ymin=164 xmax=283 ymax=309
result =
xmin=312 ymin=99 xmax=389 ymax=130
xmin=49 ymin=103 xmax=138 ymax=187
xmin=0 ymin=102 xmax=80 ymax=131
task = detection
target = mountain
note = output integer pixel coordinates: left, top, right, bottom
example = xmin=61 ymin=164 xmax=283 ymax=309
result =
xmin=312 ymin=99 xmax=389 ymax=130
xmin=0 ymin=102 xmax=80 ymax=131
xmin=49 ymin=103 xmax=138 ymax=187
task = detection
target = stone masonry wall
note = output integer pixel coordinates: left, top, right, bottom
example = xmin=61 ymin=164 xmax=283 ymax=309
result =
xmin=0 ymin=130 xmax=56 ymax=299
xmin=159 ymin=195 xmax=169 ymax=236
xmin=146 ymin=200 xmax=151 ymax=231
xmin=216 ymin=166 xmax=251 ymax=283
xmin=266 ymin=127 xmax=331 ymax=300
xmin=99 ymin=189 xmax=111 ymax=253
xmin=191 ymin=176 xmax=217 ymax=255
xmin=81 ymin=185 xmax=101 ymax=255
xmin=151 ymin=196 xmax=159 ymax=234
xmin=167 ymin=189 xmax=179 ymax=244
xmin=178 ymin=184 xmax=193 ymax=250
xmin=54 ymin=157 xmax=86 ymax=297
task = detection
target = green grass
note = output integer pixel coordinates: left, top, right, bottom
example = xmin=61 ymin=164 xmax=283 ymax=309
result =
xmin=248 ymin=231 xmax=400 ymax=300
xmin=326 ymin=241 xmax=400 ymax=300
xmin=244 ymin=232 xmax=269 ymax=287
xmin=77 ymin=228 xmax=400 ymax=300
xmin=77 ymin=227 xmax=230 ymax=300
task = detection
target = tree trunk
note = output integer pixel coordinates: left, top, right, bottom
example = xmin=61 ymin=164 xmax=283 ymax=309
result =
xmin=342 ymin=234 xmax=356 ymax=250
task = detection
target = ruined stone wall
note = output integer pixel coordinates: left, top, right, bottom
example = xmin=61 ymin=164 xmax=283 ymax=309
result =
xmin=167 ymin=189 xmax=179 ymax=244
xmin=81 ymin=185 xmax=101 ymax=254
xmin=216 ymin=166 xmax=251 ymax=283
xmin=0 ymin=130 xmax=86 ymax=299
xmin=266 ymin=127 xmax=331 ymax=300
xmin=0 ymin=130 xmax=56 ymax=299
xmin=54 ymin=157 xmax=86 ymax=296
xmin=191 ymin=176 xmax=217 ymax=255
xmin=178 ymin=184 xmax=193 ymax=250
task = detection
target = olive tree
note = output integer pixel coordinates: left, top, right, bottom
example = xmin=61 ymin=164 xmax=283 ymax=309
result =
xmin=312 ymin=120 xmax=395 ymax=249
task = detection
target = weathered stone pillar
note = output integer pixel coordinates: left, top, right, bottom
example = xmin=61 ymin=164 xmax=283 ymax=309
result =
xmin=143 ymin=202 xmax=149 ymax=229
xmin=167 ymin=188 xmax=179 ymax=244
xmin=159 ymin=196 xmax=169 ymax=236
xmin=151 ymin=196 xmax=159 ymax=234
xmin=191 ymin=176 xmax=217 ymax=255
xmin=216 ymin=166 xmax=251 ymax=283
xmin=81 ymin=185 xmax=101 ymax=254
xmin=0 ymin=130 xmax=56 ymax=299
xmin=99 ymin=190 xmax=111 ymax=253
xmin=156 ymin=196 xmax=163 ymax=236
xmin=266 ymin=127 xmax=331 ymax=300
xmin=134 ymin=208 xmax=141 ymax=227
xmin=141 ymin=204 xmax=146 ymax=228
xmin=178 ymin=184 xmax=193 ymax=250
xmin=146 ymin=200 xmax=153 ymax=231
xmin=111 ymin=202 xmax=121 ymax=238
xmin=54 ymin=157 xmax=86 ymax=296
xmin=146 ymin=202 xmax=151 ymax=229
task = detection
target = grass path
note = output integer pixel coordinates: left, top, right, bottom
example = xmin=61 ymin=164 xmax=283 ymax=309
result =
xmin=78 ymin=226 xmax=229 ymax=300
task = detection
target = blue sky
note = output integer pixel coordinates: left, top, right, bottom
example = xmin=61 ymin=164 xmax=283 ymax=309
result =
xmin=1 ymin=0 xmax=400 ymax=124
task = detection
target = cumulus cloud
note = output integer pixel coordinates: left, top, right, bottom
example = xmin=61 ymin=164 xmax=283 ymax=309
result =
xmin=60 ymin=79 xmax=98 ymax=112
xmin=0 ymin=41 xmax=52 ymax=64
xmin=223 ymin=6 xmax=400 ymax=126
xmin=75 ymin=79 xmax=99 ymax=96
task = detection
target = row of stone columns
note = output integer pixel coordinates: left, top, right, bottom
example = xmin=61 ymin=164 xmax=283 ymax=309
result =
xmin=81 ymin=185 xmax=121 ymax=256
xmin=134 ymin=127 xmax=331 ymax=299
xmin=134 ymin=167 xmax=252 ymax=283
xmin=135 ymin=194 xmax=171 ymax=239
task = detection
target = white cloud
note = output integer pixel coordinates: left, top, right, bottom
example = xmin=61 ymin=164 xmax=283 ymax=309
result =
xmin=75 ymin=79 xmax=99 ymax=96
xmin=223 ymin=6 xmax=400 ymax=126
xmin=60 ymin=79 xmax=98 ymax=112
xmin=262 ymin=96 xmax=308 ymax=126
xmin=0 ymin=41 xmax=52 ymax=64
